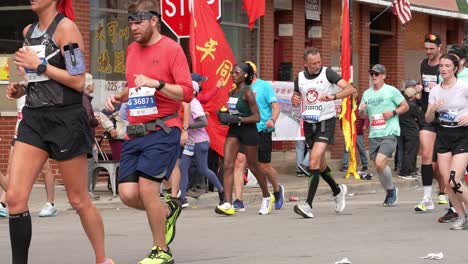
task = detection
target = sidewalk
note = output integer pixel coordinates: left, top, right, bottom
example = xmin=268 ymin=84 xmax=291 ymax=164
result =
xmin=24 ymin=151 xmax=422 ymax=213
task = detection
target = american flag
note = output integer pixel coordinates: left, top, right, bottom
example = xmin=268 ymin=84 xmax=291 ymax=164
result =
xmin=392 ymin=0 xmax=412 ymax=25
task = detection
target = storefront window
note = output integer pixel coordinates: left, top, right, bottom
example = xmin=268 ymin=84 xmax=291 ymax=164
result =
xmin=0 ymin=4 xmax=34 ymax=111
xmin=0 ymin=5 xmax=34 ymax=54
xmin=90 ymin=0 xmax=130 ymax=82
xmin=221 ymin=0 xmax=259 ymax=64
xmin=89 ymin=0 xmax=131 ymax=110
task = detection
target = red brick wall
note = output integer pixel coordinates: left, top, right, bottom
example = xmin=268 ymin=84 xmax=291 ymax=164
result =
xmin=260 ymin=0 xmax=274 ymax=80
xmin=380 ymin=18 xmax=406 ymax=88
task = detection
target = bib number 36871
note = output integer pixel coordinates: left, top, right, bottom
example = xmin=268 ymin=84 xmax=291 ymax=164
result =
xmin=128 ymin=86 xmax=158 ymax=117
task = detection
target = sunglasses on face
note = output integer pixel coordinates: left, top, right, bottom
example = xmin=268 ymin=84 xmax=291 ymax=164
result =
xmin=230 ymin=70 xmax=242 ymax=76
xmin=128 ymin=11 xmax=160 ymax=22
xmin=369 ymin=72 xmax=380 ymax=77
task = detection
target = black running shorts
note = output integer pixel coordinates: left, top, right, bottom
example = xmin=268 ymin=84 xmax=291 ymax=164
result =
xmin=227 ymin=123 xmax=259 ymax=146
xmin=436 ymin=126 xmax=468 ymax=155
xmin=303 ymin=117 xmax=336 ymax=148
xmin=258 ymin=131 xmax=273 ymax=163
xmin=17 ymin=105 xmax=93 ymax=161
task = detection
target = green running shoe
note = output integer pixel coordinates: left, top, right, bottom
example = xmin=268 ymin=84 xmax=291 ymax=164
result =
xmin=165 ymin=200 xmax=181 ymax=245
xmin=139 ymin=246 xmax=174 ymax=264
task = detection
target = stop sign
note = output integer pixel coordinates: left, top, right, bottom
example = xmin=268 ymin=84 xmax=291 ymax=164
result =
xmin=161 ymin=0 xmax=222 ymax=38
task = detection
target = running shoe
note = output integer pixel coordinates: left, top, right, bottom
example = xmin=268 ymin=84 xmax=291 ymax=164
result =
xmin=38 ymin=202 xmax=58 ymax=217
xmin=233 ymin=200 xmax=245 ymax=212
xmin=102 ymin=258 xmax=115 ymax=264
xmin=450 ymin=214 xmax=467 ymax=230
xmin=335 ymin=184 xmax=347 ymax=213
xmin=293 ymin=203 xmax=314 ymax=218
xmin=414 ymin=197 xmax=435 ymax=212
xmin=298 ymin=164 xmax=311 ymax=176
xmin=274 ymin=185 xmax=285 ymax=210
xmin=438 ymin=194 xmax=448 ymax=204
xmin=179 ymin=198 xmax=189 ymax=209
xmin=398 ymin=174 xmax=418 ymax=180
xmin=139 ymin=246 xmax=174 ymax=264
xmin=296 ymin=172 xmax=306 ymax=177
xmin=438 ymin=208 xmax=459 ymax=223
xmin=0 ymin=203 xmax=7 ymax=218
xmin=186 ymin=187 xmax=203 ymax=199
xmin=258 ymin=193 xmax=275 ymax=215
xmin=215 ymin=202 xmax=235 ymax=216
xmin=382 ymin=187 xmax=398 ymax=207
xmin=88 ymin=192 xmax=100 ymax=201
xmin=165 ymin=200 xmax=181 ymax=245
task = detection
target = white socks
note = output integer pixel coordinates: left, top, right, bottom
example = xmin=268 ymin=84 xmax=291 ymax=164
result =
xmin=423 ymin=186 xmax=432 ymax=200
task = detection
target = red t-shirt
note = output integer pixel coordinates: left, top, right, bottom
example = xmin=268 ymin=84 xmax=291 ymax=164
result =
xmin=125 ymin=36 xmax=193 ymax=128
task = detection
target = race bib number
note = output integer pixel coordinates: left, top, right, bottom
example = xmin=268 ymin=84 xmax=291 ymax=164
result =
xmin=301 ymin=110 xmax=321 ymax=122
xmin=301 ymin=103 xmax=322 ymax=122
xmin=422 ymin=74 xmax=437 ymax=93
xmin=183 ymin=143 xmax=195 ymax=156
xmin=227 ymin=97 xmax=239 ymax=115
xmin=371 ymin=114 xmax=386 ymax=129
xmin=439 ymin=111 xmax=456 ymax=122
xmin=25 ymin=45 xmax=50 ymax=83
xmin=128 ymin=87 xmax=158 ymax=117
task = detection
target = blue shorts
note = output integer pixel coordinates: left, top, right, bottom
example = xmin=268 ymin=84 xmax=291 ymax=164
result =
xmin=119 ymin=128 xmax=181 ymax=183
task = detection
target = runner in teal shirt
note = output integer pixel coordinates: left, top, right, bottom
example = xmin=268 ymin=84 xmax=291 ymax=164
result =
xmin=362 ymin=83 xmax=405 ymax=138
xmin=251 ymin=78 xmax=278 ymax=132
xmin=360 ymin=64 xmax=409 ymax=207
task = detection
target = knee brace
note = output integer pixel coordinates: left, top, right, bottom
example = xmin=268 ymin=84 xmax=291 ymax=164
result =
xmin=449 ymin=171 xmax=463 ymax=194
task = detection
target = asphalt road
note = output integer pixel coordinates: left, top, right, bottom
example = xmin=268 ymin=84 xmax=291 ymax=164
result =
xmin=0 ymin=188 xmax=466 ymax=264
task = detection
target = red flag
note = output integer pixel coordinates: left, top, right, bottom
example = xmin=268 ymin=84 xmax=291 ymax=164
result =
xmin=392 ymin=0 xmax=412 ymax=25
xmin=242 ymin=0 xmax=265 ymax=30
xmin=190 ymin=0 xmax=236 ymax=157
xmin=339 ymin=0 xmax=359 ymax=179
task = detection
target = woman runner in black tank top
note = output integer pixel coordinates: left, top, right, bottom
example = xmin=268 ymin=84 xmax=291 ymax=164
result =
xmin=215 ymin=62 xmax=275 ymax=216
xmin=5 ymin=0 xmax=113 ymax=263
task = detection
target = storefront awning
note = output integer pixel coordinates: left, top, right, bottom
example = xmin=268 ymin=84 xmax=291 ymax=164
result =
xmin=355 ymin=0 xmax=468 ymax=20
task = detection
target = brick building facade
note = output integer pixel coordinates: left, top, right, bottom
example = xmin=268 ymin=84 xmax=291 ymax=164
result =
xmin=0 ymin=0 xmax=467 ymax=179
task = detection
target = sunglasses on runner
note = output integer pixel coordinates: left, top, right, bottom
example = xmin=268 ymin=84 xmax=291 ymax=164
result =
xmin=369 ymin=72 xmax=380 ymax=77
xmin=230 ymin=70 xmax=242 ymax=75
xmin=128 ymin=11 xmax=160 ymax=22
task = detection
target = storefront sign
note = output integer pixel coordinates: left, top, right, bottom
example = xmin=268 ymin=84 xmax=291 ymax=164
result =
xmin=278 ymin=24 xmax=293 ymax=37
xmin=305 ymin=0 xmax=321 ymax=21
xmin=0 ymin=57 xmax=9 ymax=82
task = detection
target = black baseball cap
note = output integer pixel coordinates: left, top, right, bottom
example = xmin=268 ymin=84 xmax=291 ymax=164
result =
xmin=424 ymin=33 xmax=441 ymax=45
xmin=369 ymin=64 xmax=386 ymax=74
xmin=448 ymin=45 xmax=466 ymax=59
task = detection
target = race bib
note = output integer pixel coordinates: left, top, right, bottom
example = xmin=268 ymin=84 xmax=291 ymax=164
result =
xmin=183 ymin=143 xmax=195 ymax=156
xmin=422 ymin=74 xmax=437 ymax=93
xmin=439 ymin=111 xmax=457 ymax=122
xmin=128 ymin=86 xmax=158 ymax=117
xmin=25 ymin=45 xmax=50 ymax=83
xmin=371 ymin=114 xmax=386 ymax=129
xmin=301 ymin=110 xmax=321 ymax=122
xmin=227 ymin=97 xmax=239 ymax=115
xmin=301 ymin=102 xmax=323 ymax=122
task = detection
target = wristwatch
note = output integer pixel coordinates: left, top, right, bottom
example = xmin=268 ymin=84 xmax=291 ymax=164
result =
xmin=36 ymin=60 xmax=47 ymax=75
xmin=392 ymin=110 xmax=398 ymax=116
xmin=157 ymin=80 xmax=166 ymax=91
